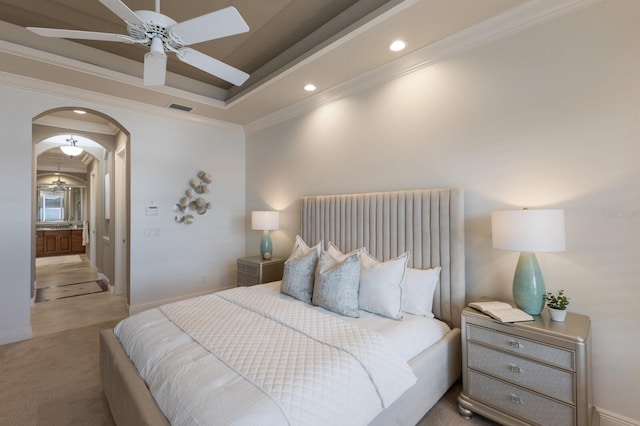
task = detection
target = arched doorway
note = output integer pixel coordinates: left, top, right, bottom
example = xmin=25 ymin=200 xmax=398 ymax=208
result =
xmin=31 ymin=107 xmax=130 ymax=335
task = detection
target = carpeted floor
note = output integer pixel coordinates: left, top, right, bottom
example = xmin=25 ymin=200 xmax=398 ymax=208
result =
xmin=0 ymin=320 xmax=120 ymax=426
xmin=0 ymin=320 xmax=498 ymax=425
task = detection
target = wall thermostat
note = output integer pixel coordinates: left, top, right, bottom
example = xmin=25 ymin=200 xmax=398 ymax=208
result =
xmin=146 ymin=204 xmax=159 ymax=216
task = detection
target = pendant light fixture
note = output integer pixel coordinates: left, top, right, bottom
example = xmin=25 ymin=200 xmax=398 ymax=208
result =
xmin=60 ymin=136 xmax=83 ymax=156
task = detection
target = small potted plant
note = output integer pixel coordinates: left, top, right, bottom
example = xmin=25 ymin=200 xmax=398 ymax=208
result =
xmin=544 ymin=289 xmax=570 ymax=322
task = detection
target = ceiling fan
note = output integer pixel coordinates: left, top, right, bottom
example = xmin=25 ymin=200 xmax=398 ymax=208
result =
xmin=27 ymin=0 xmax=250 ymax=87
xmin=49 ymin=167 xmax=68 ymax=191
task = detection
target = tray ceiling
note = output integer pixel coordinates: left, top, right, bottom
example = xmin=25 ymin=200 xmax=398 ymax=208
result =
xmin=0 ymin=0 xmax=553 ymax=126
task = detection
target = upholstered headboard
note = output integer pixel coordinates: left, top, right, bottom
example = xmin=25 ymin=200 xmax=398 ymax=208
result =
xmin=300 ymin=188 xmax=465 ymax=328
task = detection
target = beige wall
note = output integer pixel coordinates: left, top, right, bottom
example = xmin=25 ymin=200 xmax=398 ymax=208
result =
xmin=246 ymin=0 xmax=640 ymax=422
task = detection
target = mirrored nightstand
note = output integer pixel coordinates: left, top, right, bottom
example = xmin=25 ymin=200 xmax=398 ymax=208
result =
xmin=237 ymin=256 xmax=284 ymax=286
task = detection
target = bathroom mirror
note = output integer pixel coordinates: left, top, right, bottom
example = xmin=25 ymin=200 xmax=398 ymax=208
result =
xmin=37 ymin=186 xmax=86 ymax=223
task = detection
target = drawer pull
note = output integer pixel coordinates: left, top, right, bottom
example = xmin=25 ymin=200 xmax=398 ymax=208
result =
xmin=510 ymin=395 xmax=523 ymax=405
xmin=509 ymin=340 xmax=523 ymax=349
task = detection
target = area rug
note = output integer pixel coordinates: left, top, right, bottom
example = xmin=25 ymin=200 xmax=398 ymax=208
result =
xmin=35 ymin=254 xmax=84 ymax=267
xmin=36 ymin=281 xmax=107 ymax=302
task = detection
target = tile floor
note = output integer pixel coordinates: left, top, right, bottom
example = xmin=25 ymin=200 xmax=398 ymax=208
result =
xmin=31 ymin=254 xmax=128 ymax=337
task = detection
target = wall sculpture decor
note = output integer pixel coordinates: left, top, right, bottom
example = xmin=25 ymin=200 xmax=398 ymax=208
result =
xmin=174 ymin=171 xmax=212 ymax=224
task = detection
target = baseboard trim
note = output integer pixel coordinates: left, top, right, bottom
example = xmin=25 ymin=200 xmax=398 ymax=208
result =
xmin=595 ymin=407 xmax=640 ymax=426
xmin=0 ymin=327 xmax=33 ymax=345
xmin=128 ymin=285 xmax=236 ymax=315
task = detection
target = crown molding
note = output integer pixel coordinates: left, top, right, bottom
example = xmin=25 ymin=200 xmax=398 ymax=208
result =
xmin=244 ymin=0 xmax=601 ymax=134
xmin=0 ymin=70 xmax=244 ymax=132
xmin=0 ymin=38 xmax=228 ymax=109
xmin=0 ymin=22 xmax=229 ymax=106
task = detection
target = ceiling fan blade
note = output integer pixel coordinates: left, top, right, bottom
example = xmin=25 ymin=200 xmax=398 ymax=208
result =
xmin=170 ymin=6 xmax=249 ymax=46
xmin=27 ymin=27 xmax=131 ymax=42
xmin=177 ymin=48 xmax=249 ymax=86
xmin=144 ymin=51 xmax=167 ymax=86
xmin=98 ymin=0 xmax=146 ymax=27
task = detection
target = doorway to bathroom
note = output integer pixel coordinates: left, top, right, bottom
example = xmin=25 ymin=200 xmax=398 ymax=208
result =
xmin=31 ymin=107 xmax=130 ymax=336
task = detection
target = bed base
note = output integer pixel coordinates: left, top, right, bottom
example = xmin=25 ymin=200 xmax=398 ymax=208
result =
xmin=370 ymin=328 xmax=461 ymax=425
xmin=100 ymin=329 xmax=170 ymax=426
xmin=100 ymin=327 xmax=461 ymax=426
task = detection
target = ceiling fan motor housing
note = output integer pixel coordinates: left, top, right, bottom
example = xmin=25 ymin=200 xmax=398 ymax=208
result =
xmin=127 ymin=10 xmax=182 ymax=51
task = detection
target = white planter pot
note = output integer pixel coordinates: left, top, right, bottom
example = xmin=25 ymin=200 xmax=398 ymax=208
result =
xmin=548 ymin=307 xmax=567 ymax=322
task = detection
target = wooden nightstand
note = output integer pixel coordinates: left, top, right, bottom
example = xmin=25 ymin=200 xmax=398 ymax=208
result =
xmin=458 ymin=305 xmax=592 ymax=426
xmin=237 ymin=256 xmax=285 ymax=286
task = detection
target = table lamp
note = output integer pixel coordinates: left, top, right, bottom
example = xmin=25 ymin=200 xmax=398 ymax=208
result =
xmin=251 ymin=210 xmax=279 ymax=259
xmin=491 ymin=208 xmax=565 ymax=315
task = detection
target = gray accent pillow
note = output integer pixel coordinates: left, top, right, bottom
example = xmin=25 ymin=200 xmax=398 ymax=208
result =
xmin=312 ymin=250 xmax=360 ymax=318
xmin=281 ymin=247 xmax=319 ymax=303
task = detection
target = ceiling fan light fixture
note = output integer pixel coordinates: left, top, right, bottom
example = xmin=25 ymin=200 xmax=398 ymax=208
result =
xmin=149 ymin=36 xmax=164 ymax=54
xmin=60 ymin=136 xmax=83 ymax=156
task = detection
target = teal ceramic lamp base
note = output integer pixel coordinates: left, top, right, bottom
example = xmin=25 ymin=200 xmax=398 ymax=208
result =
xmin=260 ymin=230 xmax=273 ymax=260
xmin=513 ymin=251 xmax=545 ymax=315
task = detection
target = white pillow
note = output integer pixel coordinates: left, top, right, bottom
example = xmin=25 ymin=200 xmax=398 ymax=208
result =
xmin=326 ymin=241 xmax=362 ymax=261
xmin=401 ymin=266 xmax=442 ymax=317
xmin=358 ymin=250 xmax=409 ymax=320
xmin=289 ymin=235 xmax=321 ymax=259
xmin=312 ymin=250 xmax=361 ymax=317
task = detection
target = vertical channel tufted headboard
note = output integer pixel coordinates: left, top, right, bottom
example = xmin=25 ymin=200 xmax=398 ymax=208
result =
xmin=300 ymin=188 xmax=465 ymax=328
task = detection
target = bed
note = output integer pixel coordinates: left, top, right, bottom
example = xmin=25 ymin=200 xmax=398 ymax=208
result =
xmin=100 ymin=188 xmax=466 ymax=425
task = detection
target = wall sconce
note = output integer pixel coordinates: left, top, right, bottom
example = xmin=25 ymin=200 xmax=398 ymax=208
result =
xmin=491 ymin=208 xmax=566 ymax=315
xmin=251 ymin=210 xmax=279 ymax=259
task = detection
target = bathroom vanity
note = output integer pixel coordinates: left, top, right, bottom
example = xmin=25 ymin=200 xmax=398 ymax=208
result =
xmin=36 ymin=228 xmax=84 ymax=257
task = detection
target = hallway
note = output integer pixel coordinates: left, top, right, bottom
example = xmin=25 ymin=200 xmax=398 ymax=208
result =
xmin=32 ymin=255 xmax=128 ymax=337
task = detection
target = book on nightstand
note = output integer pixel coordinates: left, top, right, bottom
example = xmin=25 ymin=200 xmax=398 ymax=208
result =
xmin=468 ymin=301 xmax=534 ymax=323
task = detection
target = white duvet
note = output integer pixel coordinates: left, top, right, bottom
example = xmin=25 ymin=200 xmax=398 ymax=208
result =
xmin=114 ymin=282 xmax=450 ymax=426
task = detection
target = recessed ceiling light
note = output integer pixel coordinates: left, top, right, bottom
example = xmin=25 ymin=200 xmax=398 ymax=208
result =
xmin=73 ymin=109 xmax=86 ymax=114
xmin=389 ymin=40 xmax=406 ymax=52
xmin=304 ymin=84 xmax=316 ymax=92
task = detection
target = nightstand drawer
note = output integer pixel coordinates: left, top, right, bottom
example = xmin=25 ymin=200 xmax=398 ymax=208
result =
xmin=238 ymin=273 xmax=259 ymax=286
xmin=468 ymin=342 xmax=575 ymax=404
xmin=238 ymin=263 xmax=259 ymax=277
xmin=237 ymin=256 xmax=285 ymax=286
xmin=468 ymin=324 xmax=575 ymax=371
xmin=468 ymin=370 xmax=575 ymax=426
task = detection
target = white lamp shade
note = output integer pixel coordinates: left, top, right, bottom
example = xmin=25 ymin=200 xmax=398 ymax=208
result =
xmin=251 ymin=211 xmax=279 ymax=230
xmin=491 ymin=209 xmax=565 ymax=252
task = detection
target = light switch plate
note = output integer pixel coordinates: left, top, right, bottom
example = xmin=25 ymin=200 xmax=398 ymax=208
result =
xmin=144 ymin=228 xmax=160 ymax=237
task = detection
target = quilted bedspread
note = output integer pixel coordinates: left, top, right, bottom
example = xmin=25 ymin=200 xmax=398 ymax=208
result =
xmin=152 ymin=286 xmax=417 ymax=425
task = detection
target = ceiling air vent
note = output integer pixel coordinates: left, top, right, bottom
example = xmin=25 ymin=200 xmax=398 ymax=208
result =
xmin=168 ymin=103 xmax=193 ymax=112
